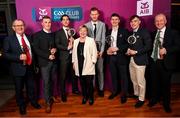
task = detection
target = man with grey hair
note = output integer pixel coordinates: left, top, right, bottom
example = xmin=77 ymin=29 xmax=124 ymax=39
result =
xmin=3 ymin=19 xmax=41 ymax=115
xmin=148 ymin=13 xmax=180 ymax=113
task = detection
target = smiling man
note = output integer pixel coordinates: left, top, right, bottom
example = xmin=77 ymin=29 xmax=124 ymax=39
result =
xmin=126 ymin=15 xmax=151 ymax=108
xmin=148 ymin=13 xmax=180 ymax=113
xmin=3 ymin=19 xmax=41 ymax=115
xmin=33 ymin=16 xmax=57 ymax=113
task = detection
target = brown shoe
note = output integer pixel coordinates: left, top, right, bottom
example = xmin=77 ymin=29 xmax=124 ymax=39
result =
xmin=53 ymin=96 xmax=61 ymax=103
xmin=45 ymin=103 xmax=51 ymax=113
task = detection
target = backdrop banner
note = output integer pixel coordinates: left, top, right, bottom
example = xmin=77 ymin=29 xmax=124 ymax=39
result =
xmin=16 ymin=0 xmax=171 ymax=33
xmin=15 ymin=0 xmax=171 ymax=97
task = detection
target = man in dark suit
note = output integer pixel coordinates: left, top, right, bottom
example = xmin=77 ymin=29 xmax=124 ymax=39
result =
xmin=148 ymin=13 xmax=180 ymax=113
xmin=55 ymin=15 xmax=79 ymax=102
xmin=106 ymin=13 xmax=129 ymax=104
xmin=126 ymin=15 xmax=152 ymax=108
xmin=3 ymin=19 xmax=41 ymax=115
xmin=33 ymin=16 xmax=58 ymax=113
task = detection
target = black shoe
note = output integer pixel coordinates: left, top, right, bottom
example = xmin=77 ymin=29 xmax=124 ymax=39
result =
xmin=108 ymin=93 xmax=118 ymax=100
xmin=121 ymin=96 xmax=127 ymax=104
xmin=82 ymin=98 xmax=87 ymax=104
xmin=89 ymin=98 xmax=94 ymax=105
xmin=72 ymin=90 xmax=80 ymax=95
xmin=19 ymin=106 xmax=26 ymax=115
xmin=98 ymin=90 xmax=104 ymax=97
xmin=147 ymin=100 xmax=157 ymax=107
xmin=135 ymin=100 xmax=144 ymax=108
xmin=61 ymin=95 xmax=67 ymax=102
xmin=163 ymin=106 xmax=172 ymax=113
xmin=31 ymin=102 xmax=41 ymax=109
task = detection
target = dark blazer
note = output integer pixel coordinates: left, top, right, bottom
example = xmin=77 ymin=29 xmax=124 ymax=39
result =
xmin=33 ymin=30 xmax=55 ymax=67
xmin=3 ymin=34 xmax=34 ymax=76
xmin=107 ymin=27 xmax=129 ymax=65
xmin=129 ymin=28 xmax=152 ymax=65
xmin=55 ymin=28 xmax=70 ymax=60
xmin=151 ymin=27 xmax=180 ymax=70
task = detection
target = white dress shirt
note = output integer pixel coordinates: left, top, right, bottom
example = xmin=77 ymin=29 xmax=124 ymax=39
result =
xmin=16 ymin=33 xmax=32 ymax=58
xmin=151 ymin=26 xmax=166 ymax=59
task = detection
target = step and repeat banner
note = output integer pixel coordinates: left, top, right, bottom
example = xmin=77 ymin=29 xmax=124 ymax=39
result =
xmin=16 ymin=0 xmax=171 ymax=33
xmin=15 ymin=0 xmax=171 ymax=95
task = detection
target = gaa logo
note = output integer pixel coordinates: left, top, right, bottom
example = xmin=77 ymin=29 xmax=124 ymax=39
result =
xmin=52 ymin=6 xmax=83 ymax=21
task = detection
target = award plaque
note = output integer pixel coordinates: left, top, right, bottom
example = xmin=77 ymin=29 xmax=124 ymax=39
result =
xmin=95 ymin=41 xmax=102 ymax=52
xmin=106 ymin=35 xmax=114 ymax=47
xmin=67 ymin=28 xmax=76 ymax=37
xmin=127 ymin=34 xmax=137 ymax=45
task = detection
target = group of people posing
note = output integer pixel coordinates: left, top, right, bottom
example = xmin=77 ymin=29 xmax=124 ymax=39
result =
xmin=3 ymin=7 xmax=180 ymax=115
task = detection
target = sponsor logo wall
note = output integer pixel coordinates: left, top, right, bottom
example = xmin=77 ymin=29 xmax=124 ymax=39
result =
xmin=16 ymin=0 xmax=170 ymax=33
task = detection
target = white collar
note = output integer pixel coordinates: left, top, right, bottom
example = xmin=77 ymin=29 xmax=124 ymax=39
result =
xmin=91 ymin=21 xmax=98 ymax=25
xmin=43 ymin=28 xmax=51 ymax=33
xmin=63 ymin=26 xmax=69 ymax=31
xmin=158 ymin=26 xmax=166 ymax=33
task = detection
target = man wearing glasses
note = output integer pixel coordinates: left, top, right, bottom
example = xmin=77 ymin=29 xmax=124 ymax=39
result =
xmin=3 ymin=19 xmax=41 ymax=115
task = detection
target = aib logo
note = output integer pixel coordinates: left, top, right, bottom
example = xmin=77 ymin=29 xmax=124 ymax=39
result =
xmin=141 ymin=2 xmax=149 ymax=9
xmin=32 ymin=7 xmax=51 ymax=21
xmin=137 ymin=0 xmax=153 ymax=16
xmin=38 ymin=8 xmax=48 ymax=19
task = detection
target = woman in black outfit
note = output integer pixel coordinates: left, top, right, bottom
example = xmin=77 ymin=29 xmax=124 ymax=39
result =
xmin=72 ymin=25 xmax=97 ymax=105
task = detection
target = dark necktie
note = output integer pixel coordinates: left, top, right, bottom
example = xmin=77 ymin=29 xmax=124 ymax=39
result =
xmin=65 ymin=29 xmax=70 ymax=45
xmin=152 ymin=30 xmax=161 ymax=61
xmin=21 ymin=36 xmax=32 ymax=65
xmin=94 ymin=24 xmax=97 ymax=39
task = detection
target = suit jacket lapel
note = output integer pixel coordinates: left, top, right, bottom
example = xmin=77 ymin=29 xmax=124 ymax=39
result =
xmin=96 ymin=21 xmax=100 ymax=35
xmin=89 ymin=22 xmax=94 ymax=37
xmin=14 ymin=35 xmax=23 ymax=53
xmin=61 ymin=28 xmax=68 ymax=44
xmin=163 ymin=28 xmax=169 ymax=47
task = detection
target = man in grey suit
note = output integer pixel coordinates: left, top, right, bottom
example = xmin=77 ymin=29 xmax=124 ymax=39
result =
xmin=85 ymin=7 xmax=106 ymax=97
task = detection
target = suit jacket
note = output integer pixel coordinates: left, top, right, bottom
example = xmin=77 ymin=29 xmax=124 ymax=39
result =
xmin=72 ymin=36 xmax=97 ymax=76
xmin=151 ymin=27 xmax=180 ymax=70
xmin=33 ymin=30 xmax=55 ymax=67
xmin=129 ymin=28 xmax=152 ymax=65
xmin=55 ymin=28 xmax=71 ymax=61
xmin=3 ymin=34 xmax=34 ymax=76
xmin=107 ymin=27 xmax=129 ymax=65
xmin=85 ymin=21 xmax=106 ymax=53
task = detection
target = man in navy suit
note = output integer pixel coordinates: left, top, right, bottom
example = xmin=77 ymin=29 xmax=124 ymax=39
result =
xmin=106 ymin=13 xmax=129 ymax=103
xmin=126 ymin=15 xmax=152 ymax=108
xmin=148 ymin=13 xmax=180 ymax=113
xmin=3 ymin=19 xmax=41 ymax=115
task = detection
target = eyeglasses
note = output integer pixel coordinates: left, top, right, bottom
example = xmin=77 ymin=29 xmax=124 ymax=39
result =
xmin=13 ymin=25 xmax=24 ymax=27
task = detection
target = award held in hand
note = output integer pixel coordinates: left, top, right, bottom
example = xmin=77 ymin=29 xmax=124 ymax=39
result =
xmin=127 ymin=33 xmax=137 ymax=49
xmin=106 ymin=35 xmax=114 ymax=47
xmin=95 ymin=41 xmax=102 ymax=52
xmin=21 ymin=45 xmax=27 ymax=65
xmin=67 ymin=28 xmax=76 ymax=38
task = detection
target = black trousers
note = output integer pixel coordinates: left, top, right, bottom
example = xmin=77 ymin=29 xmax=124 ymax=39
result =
xmin=109 ymin=56 xmax=129 ymax=96
xmin=14 ymin=66 xmax=37 ymax=107
xmin=59 ymin=57 xmax=78 ymax=96
xmin=150 ymin=60 xmax=172 ymax=107
xmin=79 ymin=75 xmax=94 ymax=99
